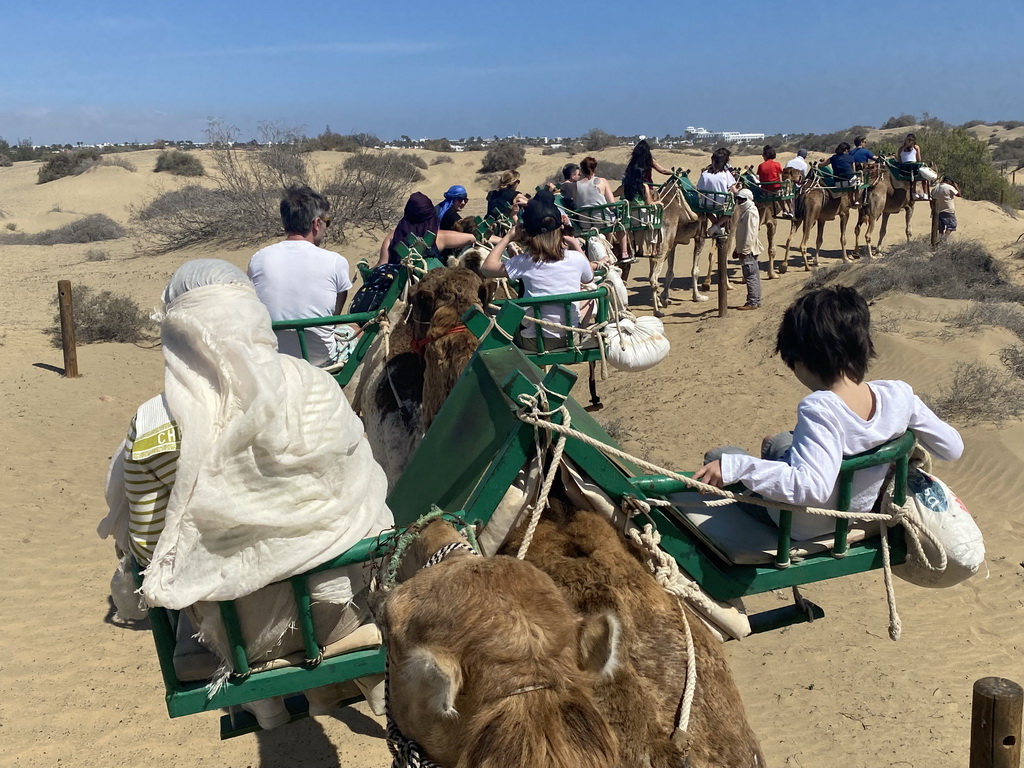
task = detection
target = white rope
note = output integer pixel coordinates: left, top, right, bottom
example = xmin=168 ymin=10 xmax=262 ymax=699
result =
xmin=622 ymin=513 xmax=697 ymax=742
xmin=515 ymin=388 xmax=569 ymax=559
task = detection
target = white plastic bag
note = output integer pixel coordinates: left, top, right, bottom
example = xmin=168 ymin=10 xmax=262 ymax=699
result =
xmin=604 ymin=315 xmax=670 ymax=372
xmin=894 ymin=469 xmax=985 ymax=588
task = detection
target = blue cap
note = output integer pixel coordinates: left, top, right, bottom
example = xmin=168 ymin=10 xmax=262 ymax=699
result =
xmin=444 ymin=184 xmax=468 ymax=200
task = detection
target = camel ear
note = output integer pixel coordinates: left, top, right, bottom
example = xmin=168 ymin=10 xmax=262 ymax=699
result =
xmin=577 ymin=612 xmax=620 ymax=679
xmin=402 ymin=647 xmax=463 ymax=718
xmin=413 ymin=287 xmax=436 ymax=323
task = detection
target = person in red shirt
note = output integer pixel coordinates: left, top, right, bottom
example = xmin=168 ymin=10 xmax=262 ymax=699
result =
xmin=756 ymin=145 xmax=792 ymax=219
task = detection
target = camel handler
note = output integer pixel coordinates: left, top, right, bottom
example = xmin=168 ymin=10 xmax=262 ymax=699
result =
xmin=733 ymin=188 xmax=762 ymax=311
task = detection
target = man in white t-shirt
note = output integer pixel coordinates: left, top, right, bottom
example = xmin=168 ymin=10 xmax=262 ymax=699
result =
xmin=930 ymin=175 xmax=961 ymax=239
xmin=784 ymin=149 xmax=809 ymax=181
xmin=248 ymin=185 xmax=352 ymax=366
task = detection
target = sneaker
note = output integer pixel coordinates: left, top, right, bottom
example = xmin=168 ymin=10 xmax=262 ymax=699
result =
xmin=779 ymin=211 xmax=794 ymax=219
xmin=618 ymin=254 xmax=638 ymax=264
xmin=914 ymin=193 xmax=929 ymax=201
xmin=707 ymin=224 xmax=723 ymax=238
xmin=241 ymin=697 xmax=291 ymax=730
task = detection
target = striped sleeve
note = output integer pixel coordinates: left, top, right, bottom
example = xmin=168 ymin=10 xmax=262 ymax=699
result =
xmin=124 ymin=416 xmax=179 ymax=564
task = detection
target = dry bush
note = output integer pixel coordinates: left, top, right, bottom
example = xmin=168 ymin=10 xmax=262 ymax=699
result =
xmin=325 ymin=152 xmax=418 ymax=236
xmin=804 ymin=239 xmax=1024 ymax=303
xmin=430 ymin=155 xmax=454 ymax=166
xmin=925 ymin=361 xmax=1024 ymax=423
xmin=45 ymin=284 xmax=154 ymax=347
xmin=0 ymin=214 xmax=125 ymax=245
xmin=97 ymin=156 xmax=137 ymax=172
xmin=946 ymin=301 xmax=1024 ymax=341
xmin=479 ymin=141 xmax=525 ymax=173
xmin=999 ymin=345 xmax=1024 ymax=378
xmin=154 ymin=150 xmax=204 ymax=176
xmin=37 ymin=149 xmax=101 ymax=184
xmin=542 ymin=145 xmax=574 ymax=155
xmin=85 ymin=249 xmax=110 ymax=262
xmin=0 ymin=154 xmax=13 ymax=167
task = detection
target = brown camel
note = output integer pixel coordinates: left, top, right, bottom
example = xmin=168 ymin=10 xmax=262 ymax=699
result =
xmin=783 ymin=163 xmax=857 ymax=269
xmin=635 ymin=172 xmax=735 ymax=315
xmin=379 ymin=508 xmax=766 ymax=768
xmin=853 ymin=162 xmax=917 ymax=260
xmin=358 ymin=266 xmax=486 ymax=488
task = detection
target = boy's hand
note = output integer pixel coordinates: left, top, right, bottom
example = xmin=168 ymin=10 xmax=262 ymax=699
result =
xmin=694 ymin=460 xmax=724 ymax=488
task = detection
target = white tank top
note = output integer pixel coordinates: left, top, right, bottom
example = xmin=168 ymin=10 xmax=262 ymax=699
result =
xmin=575 ymin=176 xmax=607 ymax=209
xmin=899 ymin=147 xmax=918 ymax=163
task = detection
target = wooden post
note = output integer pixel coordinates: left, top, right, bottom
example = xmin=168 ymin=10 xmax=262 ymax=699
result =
xmin=970 ymin=676 xmax=1022 ymax=768
xmin=57 ymin=280 xmax=79 ymax=378
xmin=930 ymin=199 xmax=939 ymax=251
xmin=717 ymin=240 xmax=728 ymax=318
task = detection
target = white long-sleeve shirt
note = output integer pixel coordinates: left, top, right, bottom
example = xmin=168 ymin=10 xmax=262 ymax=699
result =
xmin=721 ymin=380 xmax=964 ymax=540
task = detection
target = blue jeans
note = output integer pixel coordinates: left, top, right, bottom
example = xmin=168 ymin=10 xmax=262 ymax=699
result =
xmin=703 ymin=431 xmax=793 ymax=526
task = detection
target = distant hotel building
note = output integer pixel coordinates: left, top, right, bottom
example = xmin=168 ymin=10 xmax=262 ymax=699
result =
xmin=685 ymin=126 xmax=765 ymax=143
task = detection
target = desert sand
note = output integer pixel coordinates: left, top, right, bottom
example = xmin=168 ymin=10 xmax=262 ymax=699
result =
xmin=1 ymin=146 xmax=1021 ymax=768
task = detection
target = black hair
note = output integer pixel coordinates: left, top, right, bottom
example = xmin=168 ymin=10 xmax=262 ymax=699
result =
xmin=280 ymin=184 xmax=329 ymax=235
xmin=775 ymin=286 xmax=876 ymax=385
xmin=562 ymin=162 xmax=579 ymax=181
xmin=762 ymin=145 xmax=776 ymax=160
xmin=630 ymin=139 xmax=654 ymax=168
xmin=834 ymin=142 xmax=851 ymax=155
xmin=854 ymin=135 xmax=866 ymax=147
xmin=709 ymin=147 xmax=731 ymax=173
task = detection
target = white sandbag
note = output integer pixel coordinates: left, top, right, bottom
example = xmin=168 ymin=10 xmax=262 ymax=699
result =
xmin=604 ymin=315 xmax=670 ymax=372
xmin=601 ymin=265 xmax=630 ymax=308
xmin=894 ymin=469 xmax=984 ymax=588
xmin=918 ymin=166 xmax=938 ymax=182
xmin=586 ymin=234 xmax=616 ymax=266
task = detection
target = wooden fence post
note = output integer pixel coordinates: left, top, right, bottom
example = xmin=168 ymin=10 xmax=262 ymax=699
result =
xmin=717 ymin=240 xmax=728 ymax=318
xmin=57 ymin=280 xmax=79 ymax=378
xmin=970 ymin=676 xmax=1022 ymax=768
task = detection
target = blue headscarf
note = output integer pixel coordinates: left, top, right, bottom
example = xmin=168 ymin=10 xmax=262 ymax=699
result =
xmin=435 ymin=184 xmax=468 ymax=228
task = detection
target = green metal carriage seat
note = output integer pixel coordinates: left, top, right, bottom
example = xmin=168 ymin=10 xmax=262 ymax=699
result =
xmin=740 ymin=171 xmax=796 ymax=203
xmin=491 ymin=283 xmax=611 ymax=367
xmin=817 ymin=164 xmax=867 ymax=191
xmin=625 ymin=200 xmax=664 ymax=231
xmin=133 ymin=536 xmax=388 ymax=739
xmin=571 ymin=199 xmax=630 ymax=238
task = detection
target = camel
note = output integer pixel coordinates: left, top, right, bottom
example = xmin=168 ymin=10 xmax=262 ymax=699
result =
xmin=853 ymin=162 xmax=917 ymax=260
xmin=783 ymin=163 xmax=858 ymax=270
xmin=739 ymin=166 xmax=802 ymax=278
xmin=378 ymin=504 xmax=766 ymax=768
xmin=357 ymin=266 xmax=486 ymax=488
xmin=635 ymin=172 xmax=736 ymax=316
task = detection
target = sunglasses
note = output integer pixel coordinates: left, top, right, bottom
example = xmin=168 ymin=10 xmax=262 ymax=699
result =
xmin=319 ymin=214 xmax=332 ymax=228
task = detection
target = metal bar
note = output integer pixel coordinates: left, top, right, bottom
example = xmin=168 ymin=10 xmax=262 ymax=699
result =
xmin=217 ymin=601 xmax=250 ymax=676
xmin=289 ymin=576 xmax=321 ymax=664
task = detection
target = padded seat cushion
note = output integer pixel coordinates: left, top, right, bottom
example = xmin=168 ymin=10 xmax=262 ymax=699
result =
xmin=666 ymin=492 xmax=878 ymax=566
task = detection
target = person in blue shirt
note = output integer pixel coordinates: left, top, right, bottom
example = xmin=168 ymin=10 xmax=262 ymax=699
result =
xmin=822 ymin=142 xmax=859 ymax=206
xmin=849 ymin=136 xmax=875 ymax=165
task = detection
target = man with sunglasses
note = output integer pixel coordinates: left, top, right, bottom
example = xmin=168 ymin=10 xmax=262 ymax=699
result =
xmin=248 ymin=184 xmax=352 ymax=367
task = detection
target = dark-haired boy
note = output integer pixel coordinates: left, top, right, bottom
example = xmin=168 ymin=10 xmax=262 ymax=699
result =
xmin=248 ymin=185 xmax=352 ymax=367
xmin=695 ymin=286 xmax=963 ymax=539
xmin=930 ymin=176 xmax=961 ymax=239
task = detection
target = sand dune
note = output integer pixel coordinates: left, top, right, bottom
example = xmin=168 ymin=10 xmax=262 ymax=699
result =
xmin=0 ymin=147 xmax=1021 ymax=767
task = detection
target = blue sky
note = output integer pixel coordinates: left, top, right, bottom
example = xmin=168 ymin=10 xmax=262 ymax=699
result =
xmin=2 ymin=0 xmax=1022 ymax=145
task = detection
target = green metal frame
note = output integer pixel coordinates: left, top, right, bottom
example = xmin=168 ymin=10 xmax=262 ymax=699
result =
xmin=816 ymin=164 xmax=868 ymax=191
xmin=675 ymin=169 xmax=737 ymax=216
xmin=491 ymin=284 xmax=610 ymax=367
xmin=740 ymin=171 xmax=796 ymax=203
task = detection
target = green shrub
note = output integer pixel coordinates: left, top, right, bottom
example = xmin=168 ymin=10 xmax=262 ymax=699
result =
xmin=0 ymin=214 xmax=125 ymax=245
xmin=422 ymin=139 xmax=453 ymax=152
xmin=154 ymin=150 xmax=204 ymax=176
xmin=917 ymin=128 xmax=1018 ymax=206
xmin=882 ymin=114 xmax=918 ymax=130
xmin=479 ymin=141 xmax=525 ymax=173
xmin=45 ymin=284 xmax=153 ymax=347
xmin=581 ymin=129 xmax=618 ymax=152
xmin=37 ymin=149 xmax=101 ymax=184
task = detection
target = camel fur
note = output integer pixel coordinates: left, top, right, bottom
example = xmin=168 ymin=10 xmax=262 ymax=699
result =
xmin=783 ymin=163 xmax=857 ymax=270
xmin=358 ymin=266 xmax=485 ymax=488
xmin=379 ymin=505 xmax=766 ymax=768
xmin=854 ymin=163 xmax=917 ymax=260
xmin=637 ymin=175 xmax=737 ymax=315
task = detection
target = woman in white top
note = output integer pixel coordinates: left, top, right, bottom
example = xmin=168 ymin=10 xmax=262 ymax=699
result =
xmin=695 ymin=286 xmax=963 ymax=540
xmin=481 ymin=191 xmax=595 ymax=349
xmin=697 ymin=147 xmax=740 ymax=238
xmin=897 ymin=133 xmax=928 ymax=200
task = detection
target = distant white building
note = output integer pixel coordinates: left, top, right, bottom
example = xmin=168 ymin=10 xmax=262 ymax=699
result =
xmin=685 ymin=126 xmax=765 ymax=143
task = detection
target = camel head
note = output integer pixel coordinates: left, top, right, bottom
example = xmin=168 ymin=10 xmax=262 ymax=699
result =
xmin=377 ymin=520 xmax=621 ymax=768
xmin=409 ymin=266 xmax=488 ymax=428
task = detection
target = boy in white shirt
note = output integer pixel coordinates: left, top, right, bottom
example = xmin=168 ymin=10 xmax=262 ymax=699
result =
xmin=695 ymin=286 xmax=963 ymax=539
